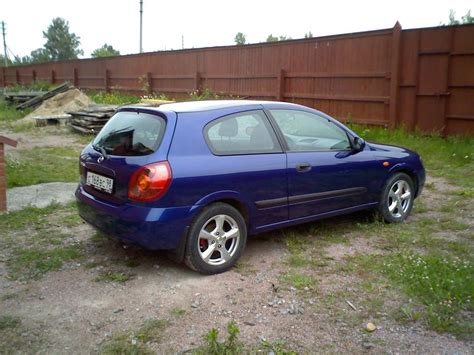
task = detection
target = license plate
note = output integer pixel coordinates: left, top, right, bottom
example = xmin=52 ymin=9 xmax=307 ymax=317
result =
xmin=86 ymin=172 xmax=114 ymax=194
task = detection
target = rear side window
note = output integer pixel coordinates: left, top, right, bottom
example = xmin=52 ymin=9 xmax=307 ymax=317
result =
xmin=205 ymin=110 xmax=281 ymax=155
xmin=92 ymin=111 xmax=165 ymax=156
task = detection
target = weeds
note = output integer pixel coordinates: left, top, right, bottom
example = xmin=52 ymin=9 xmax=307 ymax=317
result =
xmin=170 ymin=307 xmax=186 ymax=317
xmin=88 ymin=91 xmax=141 ymax=105
xmin=196 ymin=320 xmax=243 ymax=355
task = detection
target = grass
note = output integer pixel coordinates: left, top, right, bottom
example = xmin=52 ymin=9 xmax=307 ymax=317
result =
xmin=279 ymin=272 xmax=317 ymax=290
xmin=1 ymin=203 xmax=84 ymax=280
xmin=0 ymin=98 xmax=32 ymax=122
xmin=8 ymin=245 xmax=82 ymax=280
xmin=381 ymin=253 xmax=473 ymax=335
xmin=0 ymin=315 xmax=21 ymax=330
xmin=349 ymin=124 xmax=474 ymax=188
xmin=100 ymin=318 xmax=170 ymax=354
xmin=95 ymin=271 xmax=133 ymax=283
xmin=0 ymin=314 xmax=44 ymax=353
xmin=6 ymin=146 xmax=80 ymax=187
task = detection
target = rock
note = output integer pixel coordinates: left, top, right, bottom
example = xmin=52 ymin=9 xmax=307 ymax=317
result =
xmin=237 ymin=288 xmax=244 ymax=292
xmin=366 ymin=322 xmax=376 ymax=332
xmin=244 ymin=321 xmax=256 ymax=326
xmin=191 ymin=303 xmax=199 ymax=309
xmin=113 ymin=308 xmax=124 ymax=314
xmin=362 ymin=341 xmax=375 ymax=349
xmin=153 ymin=264 xmax=160 ymax=270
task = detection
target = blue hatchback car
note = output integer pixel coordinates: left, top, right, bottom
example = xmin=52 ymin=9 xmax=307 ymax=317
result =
xmin=76 ymin=100 xmax=425 ymax=274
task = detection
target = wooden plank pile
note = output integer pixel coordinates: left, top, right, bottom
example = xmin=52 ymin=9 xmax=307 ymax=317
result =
xmin=16 ymin=83 xmax=71 ymax=110
xmin=4 ymin=91 xmax=45 ymax=105
xmin=68 ymin=104 xmax=118 ymax=134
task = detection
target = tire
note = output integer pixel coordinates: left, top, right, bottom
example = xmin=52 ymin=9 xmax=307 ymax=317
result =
xmin=185 ymin=203 xmax=247 ymax=274
xmin=379 ymin=172 xmax=415 ymax=223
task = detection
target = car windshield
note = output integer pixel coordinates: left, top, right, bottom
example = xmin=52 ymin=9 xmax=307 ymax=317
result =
xmin=92 ymin=111 xmax=165 ymax=156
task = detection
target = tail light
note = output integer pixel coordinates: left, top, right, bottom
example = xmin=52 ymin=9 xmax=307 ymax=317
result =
xmin=128 ymin=161 xmax=172 ymax=202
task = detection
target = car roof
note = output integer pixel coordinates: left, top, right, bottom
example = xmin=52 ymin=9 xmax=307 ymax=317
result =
xmin=124 ymin=100 xmax=302 ymax=113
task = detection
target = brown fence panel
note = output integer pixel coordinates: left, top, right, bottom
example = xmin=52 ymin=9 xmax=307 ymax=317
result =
xmin=1 ymin=23 xmax=473 ymax=135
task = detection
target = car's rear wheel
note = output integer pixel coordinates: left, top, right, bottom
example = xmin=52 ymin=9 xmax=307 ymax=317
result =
xmin=379 ymin=172 xmax=414 ymax=223
xmin=185 ymin=203 xmax=247 ymax=274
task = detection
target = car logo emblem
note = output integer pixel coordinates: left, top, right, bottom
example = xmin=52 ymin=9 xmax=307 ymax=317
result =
xmin=97 ymin=156 xmax=104 ymax=163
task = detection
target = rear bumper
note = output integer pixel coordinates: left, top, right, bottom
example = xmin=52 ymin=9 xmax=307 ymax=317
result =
xmin=75 ymin=185 xmax=193 ymax=250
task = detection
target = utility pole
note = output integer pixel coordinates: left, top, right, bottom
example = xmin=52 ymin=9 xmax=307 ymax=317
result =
xmin=139 ymin=0 xmax=143 ymax=53
xmin=2 ymin=21 xmax=8 ymax=67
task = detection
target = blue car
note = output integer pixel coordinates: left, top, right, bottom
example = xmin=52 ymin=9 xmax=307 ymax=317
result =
xmin=76 ymin=100 xmax=425 ymax=274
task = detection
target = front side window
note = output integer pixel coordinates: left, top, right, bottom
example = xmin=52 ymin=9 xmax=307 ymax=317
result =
xmin=270 ymin=110 xmax=351 ymax=151
xmin=93 ymin=111 xmax=165 ymax=156
xmin=205 ymin=110 xmax=281 ymax=155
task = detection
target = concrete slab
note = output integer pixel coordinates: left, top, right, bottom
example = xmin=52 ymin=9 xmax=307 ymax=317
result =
xmin=7 ymin=182 xmax=78 ymax=212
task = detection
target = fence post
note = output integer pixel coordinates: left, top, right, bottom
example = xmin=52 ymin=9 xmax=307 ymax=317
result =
xmin=276 ymin=69 xmax=286 ymax=101
xmin=32 ymin=70 xmax=36 ymax=83
xmin=15 ymin=70 xmax=20 ymax=85
xmin=194 ymin=71 xmax=201 ymax=95
xmin=388 ymin=22 xmax=402 ymax=128
xmin=51 ymin=70 xmax=56 ymax=84
xmin=73 ymin=68 xmax=78 ymax=87
xmin=146 ymin=72 xmax=153 ymax=95
xmin=104 ymin=69 xmax=110 ymax=93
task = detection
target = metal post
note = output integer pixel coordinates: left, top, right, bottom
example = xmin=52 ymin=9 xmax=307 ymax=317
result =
xmin=139 ymin=0 xmax=143 ymax=53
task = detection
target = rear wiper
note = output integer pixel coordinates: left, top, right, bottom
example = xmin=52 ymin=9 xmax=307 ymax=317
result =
xmin=92 ymin=144 xmax=108 ymax=160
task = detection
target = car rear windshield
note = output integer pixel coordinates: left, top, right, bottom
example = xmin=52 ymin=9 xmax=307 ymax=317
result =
xmin=92 ymin=110 xmax=165 ymax=156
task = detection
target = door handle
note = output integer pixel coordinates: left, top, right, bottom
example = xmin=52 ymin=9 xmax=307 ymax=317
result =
xmin=296 ymin=162 xmax=312 ymax=173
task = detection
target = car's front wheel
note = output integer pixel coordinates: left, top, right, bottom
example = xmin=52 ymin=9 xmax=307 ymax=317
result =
xmin=185 ymin=203 xmax=247 ymax=274
xmin=379 ymin=172 xmax=415 ymax=223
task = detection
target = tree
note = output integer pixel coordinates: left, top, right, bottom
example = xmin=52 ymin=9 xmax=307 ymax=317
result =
xmin=234 ymin=32 xmax=246 ymax=45
xmin=446 ymin=9 xmax=473 ymax=25
xmin=29 ymin=48 xmax=52 ymax=63
xmin=0 ymin=54 xmax=13 ymax=67
xmin=266 ymin=34 xmax=278 ymax=42
xmin=91 ymin=44 xmax=121 ymax=58
xmin=43 ymin=17 xmax=83 ymax=61
xmin=304 ymin=31 xmax=313 ymax=38
xmin=266 ymin=34 xmax=291 ymax=42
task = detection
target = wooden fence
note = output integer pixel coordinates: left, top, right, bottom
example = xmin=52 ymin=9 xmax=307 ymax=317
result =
xmin=2 ymin=23 xmax=474 ymax=135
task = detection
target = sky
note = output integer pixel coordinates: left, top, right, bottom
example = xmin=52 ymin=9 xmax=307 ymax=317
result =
xmin=1 ymin=0 xmax=472 ymax=59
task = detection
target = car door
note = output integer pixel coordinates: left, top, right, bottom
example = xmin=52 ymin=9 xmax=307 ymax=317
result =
xmin=268 ymin=109 xmax=373 ymax=220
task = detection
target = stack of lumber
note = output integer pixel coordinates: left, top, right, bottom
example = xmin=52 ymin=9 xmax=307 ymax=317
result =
xmin=68 ymin=104 xmax=118 ymax=134
xmin=4 ymin=91 xmax=44 ymax=105
xmin=16 ymin=83 xmax=71 ymax=110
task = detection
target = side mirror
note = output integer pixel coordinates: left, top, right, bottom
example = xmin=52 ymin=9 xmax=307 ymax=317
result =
xmin=352 ymin=137 xmax=366 ymax=152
